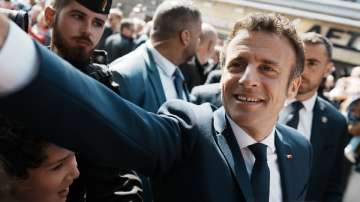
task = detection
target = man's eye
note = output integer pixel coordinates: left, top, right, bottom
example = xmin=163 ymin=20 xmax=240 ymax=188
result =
xmin=72 ymin=14 xmax=83 ymax=20
xmin=307 ymin=61 xmax=317 ymax=66
xmin=93 ymin=21 xmax=103 ymax=28
xmin=227 ymin=60 xmax=247 ymax=71
xmin=259 ymin=65 xmax=274 ymax=72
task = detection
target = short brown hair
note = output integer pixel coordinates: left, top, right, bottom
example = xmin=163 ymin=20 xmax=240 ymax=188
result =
xmin=49 ymin=0 xmax=72 ymax=10
xmin=301 ymin=32 xmax=333 ymax=60
xmin=221 ymin=13 xmax=304 ymax=81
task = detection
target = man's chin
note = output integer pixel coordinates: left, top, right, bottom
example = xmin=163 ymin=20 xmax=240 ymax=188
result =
xmin=297 ymin=91 xmax=306 ymax=96
xmin=297 ymin=86 xmax=309 ymax=95
xmin=69 ymin=50 xmax=92 ymax=62
xmin=74 ymin=45 xmax=92 ymax=53
xmin=66 ymin=53 xmax=91 ymax=68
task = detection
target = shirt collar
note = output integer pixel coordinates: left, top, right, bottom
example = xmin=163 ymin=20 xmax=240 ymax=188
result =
xmin=226 ymin=114 xmax=276 ymax=152
xmin=285 ymin=92 xmax=317 ymax=112
xmin=146 ymin=41 xmax=177 ymax=77
xmin=301 ymin=92 xmax=317 ymax=112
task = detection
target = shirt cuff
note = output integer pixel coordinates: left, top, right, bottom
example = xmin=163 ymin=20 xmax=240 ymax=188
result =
xmin=0 ymin=21 xmax=38 ymax=95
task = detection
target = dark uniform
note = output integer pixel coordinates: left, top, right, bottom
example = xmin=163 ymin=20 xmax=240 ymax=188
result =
xmin=47 ymin=0 xmax=143 ymax=201
xmin=85 ymin=50 xmax=120 ymax=93
xmin=67 ymin=50 xmax=143 ymax=202
xmin=179 ymin=56 xmax=219 ymax=91
xmin=105 ymin=34 xmax=135 ymax=63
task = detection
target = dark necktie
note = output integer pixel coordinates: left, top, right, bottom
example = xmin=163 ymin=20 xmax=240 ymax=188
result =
xmin=286 ymin=101 xmax=304 ymax=129
xmin=173 ymin=68 xmax=186 ymax=100
xmin=248 ymin=143 xmax=270 ymax=202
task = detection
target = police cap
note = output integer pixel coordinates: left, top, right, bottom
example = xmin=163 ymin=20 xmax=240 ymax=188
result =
xmin=76 ymin=0 xmax=112 ymax=14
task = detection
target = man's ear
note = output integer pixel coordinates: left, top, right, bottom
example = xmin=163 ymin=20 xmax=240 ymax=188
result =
xmin=287 ymin=76 xmax=302 ymax=99
xmin=180 ymin=29 xmax=191 ymax=46
xmin=44 ymin=6 xmax=56 ymax=27
xmin=324 ymin=61 xmax=334 ymax=77
xmin=207 ymin=40 xmax=214 ymax=52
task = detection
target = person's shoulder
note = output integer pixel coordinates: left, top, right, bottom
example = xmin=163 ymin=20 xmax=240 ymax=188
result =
xmin=159 ymin=100 xmax=215 ymax=114
xmin=158 ymin=100 xmax=215 ymax=127
xmin=317 ymin=96 xmax=338 ymax=111
xmin=317 ymin=96 xmax=347 ymax=124
xmin=120 ymin=35 xmax=134 ymax=44
xmin=205 ymin=69 xmax=222 ymax=84
xmin=191 ymin=83 xmax=221 ymax=95
xmin=105 ymin=33 xmax=119 ymax=43
xmin=276 ymin=124 xmax=311 ymax=148
xmin=109 ymin=45 xmax=146 ymax=73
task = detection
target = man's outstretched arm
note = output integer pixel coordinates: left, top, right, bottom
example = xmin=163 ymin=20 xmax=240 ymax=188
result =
xmin=0 ymin=17 xmax=193 ymax=178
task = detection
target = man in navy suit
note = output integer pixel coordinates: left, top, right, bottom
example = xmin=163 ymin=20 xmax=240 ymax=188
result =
xmin=109 ymin=0 xmax=202 ymax=112
xmin=280 ymin=32 xmax=349 ymax=202
xmin=109 ymin=1 xmax=202 ymax=199
xmin=0 ymin=13 xmax=312 ymax=202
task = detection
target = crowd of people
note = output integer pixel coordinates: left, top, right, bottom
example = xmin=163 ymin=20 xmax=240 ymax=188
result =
xmin=0 ymin=0 xmax=360 ymax=202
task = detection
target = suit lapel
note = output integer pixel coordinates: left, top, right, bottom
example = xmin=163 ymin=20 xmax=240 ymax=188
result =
xmin=275 ymin=126 xmax=297 ymax=201
xmin=183 ymin=84 xmax=190 ymax=101
xmin=213 ymin=108 xmax=254 ymax=202
xmin=310 ymin=97 xmax=326 ymax=154
xmin=143 ymin=46 xmax=166 ymax=106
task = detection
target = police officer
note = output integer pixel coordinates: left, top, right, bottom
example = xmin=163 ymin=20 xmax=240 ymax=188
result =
xmin=45 ymin=0 xmax=118 ymax=92
xmin=44 ymin=0 xmax=143 ymax=201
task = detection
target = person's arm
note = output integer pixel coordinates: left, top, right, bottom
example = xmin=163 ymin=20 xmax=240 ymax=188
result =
xmin=0 ymin=16 xmax=38 ymax=95
xmin=0 ymin=17 xmax=195 ymax=177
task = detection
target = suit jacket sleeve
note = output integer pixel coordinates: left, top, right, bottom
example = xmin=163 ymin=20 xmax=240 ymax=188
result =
xmin=0 ymin=42 xmax=198 ymax=178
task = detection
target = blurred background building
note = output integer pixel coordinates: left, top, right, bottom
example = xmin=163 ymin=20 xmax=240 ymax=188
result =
xmin=113 ymin=0 xmax=163 ymax=20
xmin=111 ymin=0 xmax=360 ymax=78
xmin=193 ymin=0 xmax=360 ymax=78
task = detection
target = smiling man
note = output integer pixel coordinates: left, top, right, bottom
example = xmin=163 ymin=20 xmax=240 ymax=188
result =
xmin=222 ymin=30 xmax=300 ymax=141
xmin=0 ymin=13 xmax=312 ymax=202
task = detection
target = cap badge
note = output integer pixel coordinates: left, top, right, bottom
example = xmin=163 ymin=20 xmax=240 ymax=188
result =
xmin=101 ymin=0 xmax=108 ymax=12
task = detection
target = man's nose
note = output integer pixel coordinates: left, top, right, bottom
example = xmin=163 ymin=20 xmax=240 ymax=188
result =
xmin=238 ymin=65 xmax=260 ymax=87
xmin=80 ymin=20 xmax=92 ymax=35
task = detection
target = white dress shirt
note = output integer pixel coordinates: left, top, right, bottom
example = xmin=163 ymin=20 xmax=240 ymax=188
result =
xmin=227 ymin=116 xmax=283 ymax=202
xmin=146 ymin=41 xmax=186 ymax=101
xmin=282 ymin=93 xmax=317 ymax=140
xmin=0 ymin=21 xmax=38 ymax=95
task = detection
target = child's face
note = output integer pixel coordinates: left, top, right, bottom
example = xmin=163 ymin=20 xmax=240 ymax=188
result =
xmin=13 ymin=144 xmax=79 ymax=202
xmin=348 ymin=100 xmax=360 ymax=136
